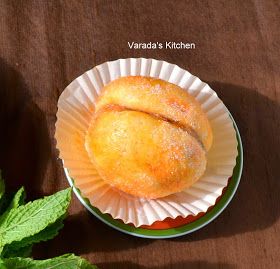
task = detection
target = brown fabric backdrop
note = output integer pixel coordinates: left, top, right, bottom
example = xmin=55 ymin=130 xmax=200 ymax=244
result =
xmin=0 ymin=1 xmax=279 ymax=268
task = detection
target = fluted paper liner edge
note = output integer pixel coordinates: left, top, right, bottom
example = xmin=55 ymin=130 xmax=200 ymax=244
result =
xmin=55 ymin=58 xmax=238 ymax=227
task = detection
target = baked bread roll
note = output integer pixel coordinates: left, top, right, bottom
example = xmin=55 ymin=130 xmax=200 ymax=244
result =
xmin=85 ymin=76 xmax=213 ymax=199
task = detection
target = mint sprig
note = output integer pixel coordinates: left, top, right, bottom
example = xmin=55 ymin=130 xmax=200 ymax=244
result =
xmin=0 ymin=171 xmax=97 ymax=268
xmin=2 ymin=217 xmax=64 ymax=258
xmin=0 ymin=188 xmax=71 ymax=248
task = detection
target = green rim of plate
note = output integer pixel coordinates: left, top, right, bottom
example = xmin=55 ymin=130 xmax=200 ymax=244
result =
xmin=64 ymin=114 xmax=243 ymax=239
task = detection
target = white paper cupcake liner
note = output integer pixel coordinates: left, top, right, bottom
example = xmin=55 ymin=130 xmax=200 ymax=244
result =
xmin=55 ymin=58 xmax=238 ymax=227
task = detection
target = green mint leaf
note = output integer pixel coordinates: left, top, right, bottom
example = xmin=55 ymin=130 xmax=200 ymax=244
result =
xmin=0 ymin=254 xmax=98 ymax=269
xmin=17 ymin=217 xmax=65 ymax=246
xmin=6 ymin=217 xmax=64 ymax=253
xmin=6 ymin=187 xmax=26 ymax=211
xmin=2 ymin=218 xmax=64 ymax=258
xmin=0 ymin=188 xmax=71 ymax=248
xmin=0 ymin=187 xmax=26 ymax=238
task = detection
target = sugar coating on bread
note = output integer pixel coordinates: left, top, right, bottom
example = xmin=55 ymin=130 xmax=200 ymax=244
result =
xmin=85 ymin=76 xmax=213 ymax=198
xmin=95 ymin=76 xmax=213 ymax=151
xmin=85 ymin=108 xmax=206 ymax=198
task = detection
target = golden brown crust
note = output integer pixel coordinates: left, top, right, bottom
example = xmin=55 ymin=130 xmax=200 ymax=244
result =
xmin=85 ymin=109 xmax=206 ymax=198
xmin=95 ymin=76 xmax=213 ymax=151
xmin=85 ymin=76 xmax=213 ymax=198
